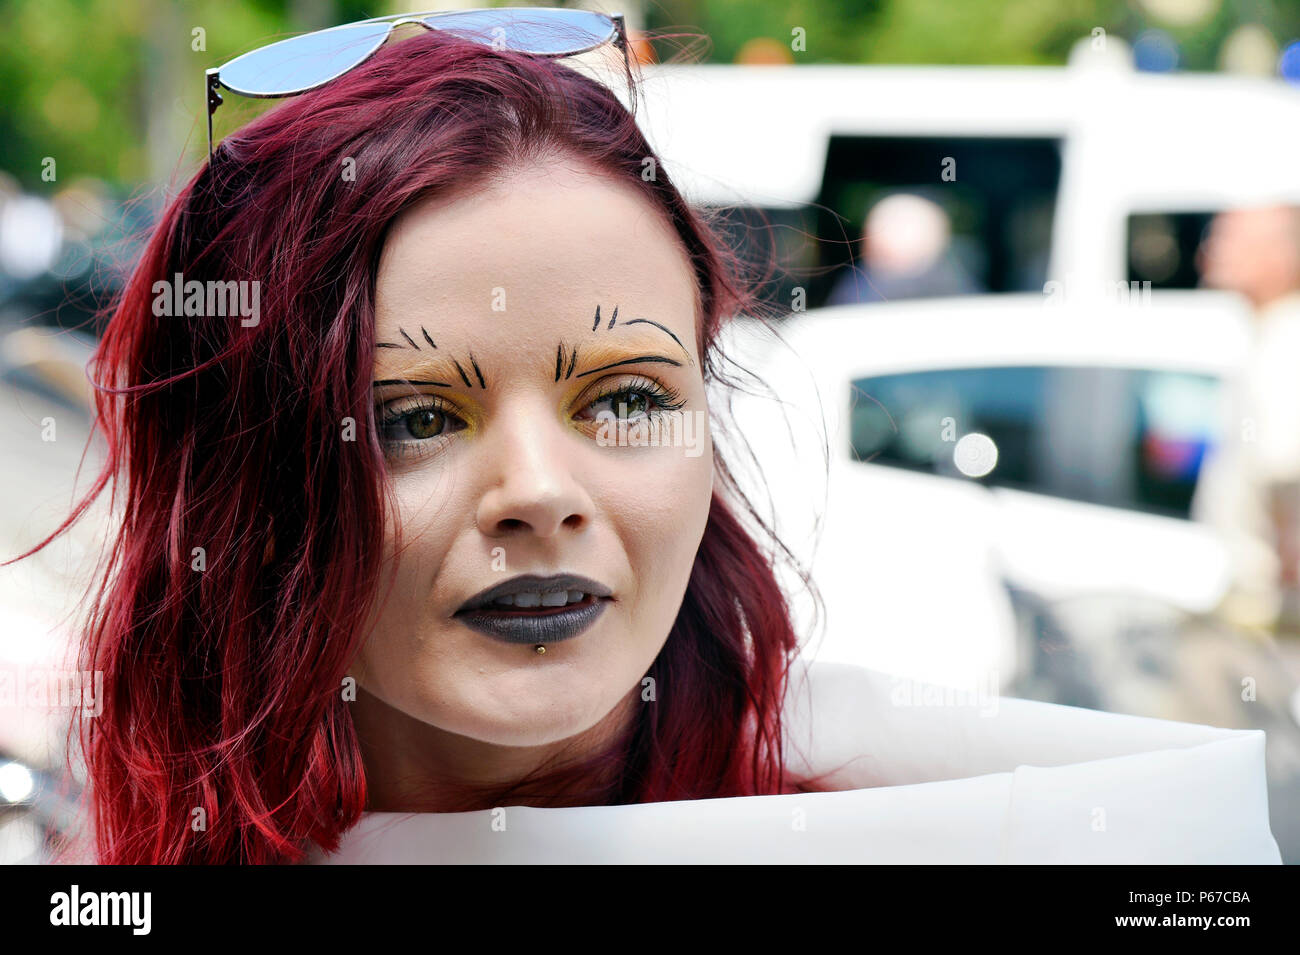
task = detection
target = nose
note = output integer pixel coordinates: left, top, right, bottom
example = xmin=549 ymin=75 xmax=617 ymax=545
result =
xmin=474 ymin=400 xmax=592 ymax=539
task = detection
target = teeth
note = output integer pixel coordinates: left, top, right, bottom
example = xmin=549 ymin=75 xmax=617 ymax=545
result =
xmin=489 ymin=590 xmax=589 ymax=609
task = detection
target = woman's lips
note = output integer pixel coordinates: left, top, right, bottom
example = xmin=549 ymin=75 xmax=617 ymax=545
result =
xmin=454 ymin=593 xmax=611 ymax=645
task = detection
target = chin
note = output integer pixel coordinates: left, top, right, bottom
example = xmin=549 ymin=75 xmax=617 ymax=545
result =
xmin=441 ymin=677 xmax=618 ymax=746
xmin=450 ymin=702 xmax=608 ymax=748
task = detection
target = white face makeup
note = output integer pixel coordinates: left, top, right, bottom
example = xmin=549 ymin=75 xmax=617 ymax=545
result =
xmin=350 ymin=157 xmax=714 ymax=797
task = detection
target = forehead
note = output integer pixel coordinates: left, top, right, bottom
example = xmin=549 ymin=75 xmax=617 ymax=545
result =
xmin=373 ymin=159 xmax=699 ymax=358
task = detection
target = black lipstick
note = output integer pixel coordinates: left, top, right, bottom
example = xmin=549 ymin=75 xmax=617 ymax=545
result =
xmin=454 ymin=573 xmax=612 ymax=645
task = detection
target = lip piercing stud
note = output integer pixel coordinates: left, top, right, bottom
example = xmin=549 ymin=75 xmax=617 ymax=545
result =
xmin=535 ymin=645 xmax=546 ymax=654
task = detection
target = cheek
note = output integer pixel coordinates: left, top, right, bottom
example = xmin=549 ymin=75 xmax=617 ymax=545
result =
xmin=351 ymin=470 xmax=463 ymax=680
xmin=387 ymin=473 xmax=463 ymax=594
xmin=610 ymin=429 xmax=714 ymax=617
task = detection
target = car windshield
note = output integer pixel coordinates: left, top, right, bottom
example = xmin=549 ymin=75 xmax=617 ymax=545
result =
xmin=849 ymin=365 xmax=1223 ymax=519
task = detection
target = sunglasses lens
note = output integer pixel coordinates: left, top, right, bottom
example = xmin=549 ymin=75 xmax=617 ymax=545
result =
xmin=219 ymin=21 xmax=393 ymax=96
xmin=422 ymin=9 xmax=613 ymax=55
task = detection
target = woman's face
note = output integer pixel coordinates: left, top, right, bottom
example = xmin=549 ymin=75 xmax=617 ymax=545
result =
xmin=352 ymin=157 xmax=713 ymax=762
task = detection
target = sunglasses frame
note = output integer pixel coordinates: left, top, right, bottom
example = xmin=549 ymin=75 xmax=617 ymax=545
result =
xmin=205 ymin=7 xmax=629 ymax=157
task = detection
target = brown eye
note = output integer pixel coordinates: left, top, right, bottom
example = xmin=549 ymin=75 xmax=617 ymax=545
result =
xmin=406 ymin=408 xmax=446 ymax=439
xmin=377 ymin=396 xmax=466 ymax=458
xmin=614 ymin=391 xmax=652 ymax=418
xmin=580 ymin=377 xmax=686 ymax=423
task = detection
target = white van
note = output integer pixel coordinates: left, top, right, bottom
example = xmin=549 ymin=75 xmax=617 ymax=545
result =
xmin=615 ymin=41 xmax=1300 ymax=686
xmin=620 ymin=37 xmax=1300 ymax=300
xmin=718 ymin=291 xmax=1252 ymax=688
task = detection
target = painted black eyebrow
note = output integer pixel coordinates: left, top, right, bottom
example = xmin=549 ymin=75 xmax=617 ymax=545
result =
xmin=586 ymin=305 xmax=691 ymax=363
xmin=573 ymin=355 xmax=684 ymax=378
xmin=451 ymin=357 xmax=472 ymax=388
xmin=377 ymin=326 xmax=435 ymax=350
xmin=373 ymin=378 xmax=453 ymax=387
xmin=621 ymin=318 xmax=688 ymax=358
xmin=589 ymin=304 xmax=619 ymax=331
xmin=379 ymin=308 xmax=688 ymax=385
xmin=553 ymin=344 xmax=581 ymax=382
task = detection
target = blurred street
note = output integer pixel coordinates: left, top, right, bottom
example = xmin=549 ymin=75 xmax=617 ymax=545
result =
xmin=0 ymin=347 xmax=102 ymax=863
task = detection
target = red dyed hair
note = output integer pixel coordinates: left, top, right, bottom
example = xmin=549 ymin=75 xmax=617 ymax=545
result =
xmin=19 ymin=30 xmax=822 ymax=864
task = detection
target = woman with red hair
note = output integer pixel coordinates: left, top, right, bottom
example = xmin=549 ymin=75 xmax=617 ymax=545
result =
xmin=17 ymin=10 xmax=1280 ymax=866
xmin=22 ymin=13 xmax=832 ymax=864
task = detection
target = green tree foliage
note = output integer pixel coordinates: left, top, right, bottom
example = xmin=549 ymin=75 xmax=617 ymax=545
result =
xmin=1 ymin=0 xmax=1297 ymax=188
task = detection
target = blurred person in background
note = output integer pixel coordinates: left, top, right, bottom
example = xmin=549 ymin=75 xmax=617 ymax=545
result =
xmin=1193 ymin=203 xmax=1300 ymax=635
xmin=825 ymin=192 xmax=984 ymax=306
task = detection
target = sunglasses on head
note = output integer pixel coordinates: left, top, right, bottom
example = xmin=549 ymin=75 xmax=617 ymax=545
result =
xmin=205 ymin=7 xmax=629 ymax=157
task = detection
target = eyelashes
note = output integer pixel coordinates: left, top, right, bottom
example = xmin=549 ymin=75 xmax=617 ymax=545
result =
xmin=576 ymin=374 xmax=686 ymax=422
xmin=374 ymin=374 xmax=687 ymax=463
xmin=376 ymin=394 xmax=467 ymax=461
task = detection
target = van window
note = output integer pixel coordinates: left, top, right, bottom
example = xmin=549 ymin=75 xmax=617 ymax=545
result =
xmin=1127 ymin=211 xmax=1215 ymax=289
xmin=849 ymin=365 xmax=1222 ymax=518
xmin=815 ymin=136 xmax=1063 ymax=308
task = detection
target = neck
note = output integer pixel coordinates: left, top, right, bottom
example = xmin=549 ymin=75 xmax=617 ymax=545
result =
xmin=351 ymin=687 xmax=637 ymax=812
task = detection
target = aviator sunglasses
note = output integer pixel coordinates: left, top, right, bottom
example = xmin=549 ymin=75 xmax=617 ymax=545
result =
xmin=205 ymin=7 xmax=630 ymax=157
